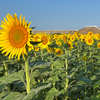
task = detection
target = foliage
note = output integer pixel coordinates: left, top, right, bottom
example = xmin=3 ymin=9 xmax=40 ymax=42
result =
xmin=0 ymin=32 xmax=100 ymax=100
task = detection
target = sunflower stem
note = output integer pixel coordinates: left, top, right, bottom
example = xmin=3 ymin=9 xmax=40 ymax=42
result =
xmin=33 ymin=45 xmax=37 ymax=58
xmin=89 ymin=46 xmax=91 ymax=57
xmin=25 ymin=53 xmax=30 ymax=94
xmin=41 ymin=48 xmax=43 ymax=60
xmin=3 ymin=61 xmax=10 ymax=94
xmin=3 ymin=61 xmax=8 ymax=76
xmin=65 ymin=49 xmax=68 ymax=100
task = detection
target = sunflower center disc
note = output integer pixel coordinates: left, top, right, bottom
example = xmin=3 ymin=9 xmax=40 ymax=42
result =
xmin=41 ymin=36 xmax=48 ymax=45
xmin=9 ymin=26 xmax=28 ymax=48
xmin=88 ymin=39 xmax=92 ymax=43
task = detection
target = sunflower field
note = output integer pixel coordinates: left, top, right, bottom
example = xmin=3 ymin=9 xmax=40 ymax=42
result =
xmin=0 ymin=13 xmax=100 ymax=100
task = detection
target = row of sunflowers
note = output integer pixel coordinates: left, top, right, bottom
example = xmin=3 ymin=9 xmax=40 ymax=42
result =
xmin=0 ymin=13 xmax=100 ymax=99
xmin=30 ymin=31 xmax=100 ymax=55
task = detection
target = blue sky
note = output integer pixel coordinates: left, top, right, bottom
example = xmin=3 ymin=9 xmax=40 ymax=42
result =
xmin=0 ymin=0 xmax=100 ymax=30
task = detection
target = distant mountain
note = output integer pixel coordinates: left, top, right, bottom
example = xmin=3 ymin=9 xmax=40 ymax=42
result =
xmin=77 ymin=26 xmax=100 ymax=34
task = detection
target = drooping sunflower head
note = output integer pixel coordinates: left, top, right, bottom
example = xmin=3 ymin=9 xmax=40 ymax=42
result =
xmin=0 ymin=13 xmax=32 ymax=60
xmin=66 ymin=41 xmax=73 ymax=50
xmin=56 ymin=39 xmax=63 ymax=46
xmin=55 ymin=48 xmax=63 ymax=56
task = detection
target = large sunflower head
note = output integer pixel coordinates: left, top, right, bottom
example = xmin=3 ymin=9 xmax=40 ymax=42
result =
xmin=0 ymin=13 xmax=32 ymax=60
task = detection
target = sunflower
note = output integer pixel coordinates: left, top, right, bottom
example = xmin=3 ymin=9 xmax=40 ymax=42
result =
xmin=34 ymin=46 xmax=39 ymax=51
xmin=31 ymin=33 xmax=41 ymax=43
xmin=56 ymin=39 xmax=63 ymax=46
xmin=97 ymin=42 xmax=100 ymax=48
xmin=66 ymin=33 xmax=71 ymax=39
xmin=81 ymin=35 xmax=86 ymax=42
xmin=70 ymin=35 xmax=75 ymax=41
xmin=88 ymin=31 xmax=93 ymax=37
xmin=66 ymin=41 xmax=73 ymax=50
xmin=86 ymin=37 xmax=94 ymax=45
xmin=53 ymin=34 xmax=58 ymax=40
xmin=82 ymin=56 xmax=87 ymax=61
xmin=75 ymin=42 xmax=77 ymax=45
xmin=38 ymin=33 xmax=51 ymax=49
xmin=94 ymin=34 xmax=100 ymax=40
xmin=61 ymin=34 xmax=67 ymax=43
xmin=78 ymin=34 xmax=82 ymax=39
xmin=55 ymin=48 xmax=63 ymax=55
xmin=0 ymin=13 xmax=32 ymax=60
xmin=74 ymin=31 xmax=79 ymax=36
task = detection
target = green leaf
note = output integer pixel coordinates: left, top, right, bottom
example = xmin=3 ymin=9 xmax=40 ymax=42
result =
xmin=45 ymin=87 xmax=59 ymax=100
xmin=0 ymin=70 xmax=24 ymax=84
xmin=77 ymin=81 xmax=85 ymax=85
xmin=67 ymin=56 xmax=75 ymax=62
xmin=77 ymin=74 xmax=92 ymax=84
xmin=30 ymin=40 xmax=43 ymax=45
xmin=0 ymin=83 xmax=5 ymax=92
xmin=91 ymin=95 xmax=100 ymax=100
xmin=30 ymin=26 xmax=36 ymax=29
xmin=23 ymin=83 xmax=52 ymax=100
xmin=60 ymin=89 xmax=65 ymax=94
xmin=33 ymin=62 xmax=51 ymax=69
xmin=90 ymin=75 xmax=97 ymax=81
xmin=0 ymin=91 xmax=8 ymax=99
xmin=45 ymin=75 xmax=59 ymax=83
xmin=2 ymin=59 xmax=18 ymax=64
xmin=0 ymin=67 xmax=3 ymax=71
xmin=13 ymin=81 xmax=26 ymax=92
xmin=60 ymin=73 xmax=66 ymax=78
xmin=51 ymin=59 xmax=65 ymax=69
xmin=94 ymin=80 xmax=100 ymax=89
xmin=3 ymin=92 xmax=25 ymax=100
xmin=66 ymin=72 xmax=75 ymax=79
xmin=93 ymin=55 xmax=100 ymax=60
xmin=29 ymin=60 xmax=51 ymax=68
xmin=83 ymin=97 xmax=91 ymax=100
